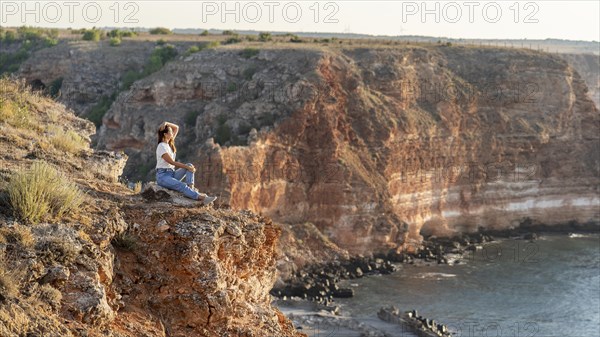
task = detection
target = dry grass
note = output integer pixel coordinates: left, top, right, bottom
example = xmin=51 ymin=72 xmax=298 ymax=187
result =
xmin=47 ymin=125 xmax=87 ymax=154
xmin=7 ymin=161 xmax=84 ymax=223
xmin=0 ymin=78 xmax=44 ymax=131
xmin=0 ymin=99 xmax=33 ymax=129
xmin=0 ymin=303 xmax=29 ymax=336
xmin=36 ymin=284 xmax=62 ymax=311
xmin=1 ymin=78 xmax=88 ymax=157
xmin=133 ymin=181 xmax=143 ymax=194
xmin=0 ymin=258 xmax=24 ymax=302
xmin=0 ymin=270 xmax=19 ymax=301
xmin=0 ymin=225 xmax=34 ymax=248
xmin=111 ymin=232 xmax=138 ymax=251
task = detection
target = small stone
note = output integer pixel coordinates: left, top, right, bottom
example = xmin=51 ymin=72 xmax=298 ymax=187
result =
xmin=157 ymin=220 xmax=169 ymax=232
xmin=39 ymin=265 xmax=70 ymax=286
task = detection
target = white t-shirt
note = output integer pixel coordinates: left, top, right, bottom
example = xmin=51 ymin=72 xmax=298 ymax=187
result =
xmin=156 ymin=142 xmax=176 ymax=169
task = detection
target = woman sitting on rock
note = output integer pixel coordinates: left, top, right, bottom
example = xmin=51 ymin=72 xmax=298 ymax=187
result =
xmin=156 ymin=121 xmax=217 ymax=205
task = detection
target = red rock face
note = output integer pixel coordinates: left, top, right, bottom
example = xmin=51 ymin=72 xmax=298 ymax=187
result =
xmin=205 ymin=48 xmax=599 ymax=254
xmin=90 ymin=46 xmax=598 ymax=255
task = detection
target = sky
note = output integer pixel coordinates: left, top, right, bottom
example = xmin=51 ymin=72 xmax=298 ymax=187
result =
xmin=1 ymin=1 xmax=599 ymax=41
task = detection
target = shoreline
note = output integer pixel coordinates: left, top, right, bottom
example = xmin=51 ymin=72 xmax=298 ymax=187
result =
xmin=272 ymin=222 xmax=599 ymax=307
xmin=272 ymin=227 xmax=599 ymax=336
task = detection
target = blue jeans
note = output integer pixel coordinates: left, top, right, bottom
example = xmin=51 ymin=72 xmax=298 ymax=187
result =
xmin=156 ymin=164 xmax=200 ymax=200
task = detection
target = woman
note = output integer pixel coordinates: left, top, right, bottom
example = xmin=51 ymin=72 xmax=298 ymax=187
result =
xmin=156 ymin=121 xmax=217 ymax=205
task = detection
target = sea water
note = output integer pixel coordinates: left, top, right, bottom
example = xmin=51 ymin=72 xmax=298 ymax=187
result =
xmin=279 ymin=234 xmax=600 ymax=337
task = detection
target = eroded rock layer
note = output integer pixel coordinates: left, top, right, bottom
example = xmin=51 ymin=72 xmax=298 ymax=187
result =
xmin=20 ymin=43 xmax=600 ymax=255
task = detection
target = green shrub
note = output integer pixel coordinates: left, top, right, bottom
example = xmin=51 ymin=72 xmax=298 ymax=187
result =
xmin=206 ymin=41 xmax=220 ymax=49
xmin=184 ymin=110 xmax=202 ymax=126
xmin=215 ymin=123 xmax=232 ymax=145
xmin=116 ymin=44 xmax=179 ymax=95
xmin=17 ymin=26 xmax=44 ymax=40
xmin=214 ymin=113 xmax=231 ymax=145
xmin=200 ymin=30 xmax=209 ymax=36
xmin=184 ymin=45 xmax=202 ymax=56
xmin=48 ymin=28 xmax=59 ymax=39
xmin=258 ymin=32 xmax=272 ymax=42
xmin=111 ymin=233 xmax=138 ymax=251
xmin=109 ymin=29 xmax=136 ymax=38
xmin=151 ymin=44 xmax=178 ymax=64
xmin=121 ymin=70 xmax=141 ymax=91
xmin=227 ymin=82 xmax=237 ymax=92
xmin=43 ymin=37 xmax=58 ymax=47
xmin=290 ymin=35 xmax=302 ymax=43
xmin=47 ymin=77 xmax=63 ymax=98
xmin=120 ymin=30 xmax=137 ymax=37
xmin=224 ymin=36 xmax=242 ymax=45
xmin=240 ymin=48 xmax=259 ymax=59
xmin=82 ymin=29 xmax=101 ymax=41
xmin=222 ymin=30 xmax=235 ymax=35
xmin=0 ymin=28 xmax=59 ymax=75
xmin=3 ymin=31 xmax=16 ymax=43
xmin=7 ymin=162 xmax=84 ymax=223
xmin=87 ymin=95 xmax=115 ymax=127
xmin=109 ymin=37 xmax=122 ymax=46
xmin=150 ymin=27 xmax=172 ymax=35
xmin=0 ymin=27 xmax=58 ymax=43
xmin=142 ymin=45 xmax=178 ymax=76
xmin=156 ymin=38 xmax=166 ymax=46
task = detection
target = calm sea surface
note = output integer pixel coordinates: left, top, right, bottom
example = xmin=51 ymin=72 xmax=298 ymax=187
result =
xmin=280 ymin=235 xmax=600 ymax=337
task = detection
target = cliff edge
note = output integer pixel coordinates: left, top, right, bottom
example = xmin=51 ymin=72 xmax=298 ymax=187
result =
xmin=0 ymin=78 xmax=303 ymax=336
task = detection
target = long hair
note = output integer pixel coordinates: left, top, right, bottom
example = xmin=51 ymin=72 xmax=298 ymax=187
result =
xmin=157 ymin=126 xmax=177 ymax=153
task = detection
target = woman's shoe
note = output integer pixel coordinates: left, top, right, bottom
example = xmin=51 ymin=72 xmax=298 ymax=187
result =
xmin=203 ymin=195 xmax=217 ymax=205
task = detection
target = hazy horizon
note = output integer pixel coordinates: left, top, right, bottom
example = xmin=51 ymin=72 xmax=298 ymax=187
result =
xmin=1 ymin=1 xmax=599 ymax=42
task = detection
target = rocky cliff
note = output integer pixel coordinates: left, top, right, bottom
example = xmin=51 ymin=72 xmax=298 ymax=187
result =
xmin=559 ymin=53 xmax=600 ymax=107
xmin=0 ymin=79 xmax=303 ymax=336
xmin=17 ymin=39 xmax=600 ymax=257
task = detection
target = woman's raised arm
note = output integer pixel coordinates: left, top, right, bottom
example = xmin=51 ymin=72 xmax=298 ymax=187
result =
xmin=160 ymin=121 xmax=180 ymax=139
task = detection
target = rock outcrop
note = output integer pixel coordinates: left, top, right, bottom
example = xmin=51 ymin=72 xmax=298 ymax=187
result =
xmin=115 ymin=205 xmax=301 ymax=337
xmin=559 ymin=53 xmax=600 ymax=107
xmin=0 ymin=79 xmax=303 ymax=336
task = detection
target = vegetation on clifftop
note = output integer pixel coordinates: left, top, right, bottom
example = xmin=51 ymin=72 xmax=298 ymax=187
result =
xmin=1 ymin=78 xmax=88 ymax=223
xmin=0 ymin=27 xmax=58 ymax=75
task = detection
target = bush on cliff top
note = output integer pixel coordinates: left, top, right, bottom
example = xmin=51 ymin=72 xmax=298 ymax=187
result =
xmin=47 ymin=125 xmax=87 ymax=154
xmin=0 ymin=27 xmax=58 ymax=75
xmin=7 ymin=161 xmax=84 ymax=223
xmin=82 ymin=29 xmax=102 ymax=42
xmin=150 ymin=27 xmax=172 ymax=35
